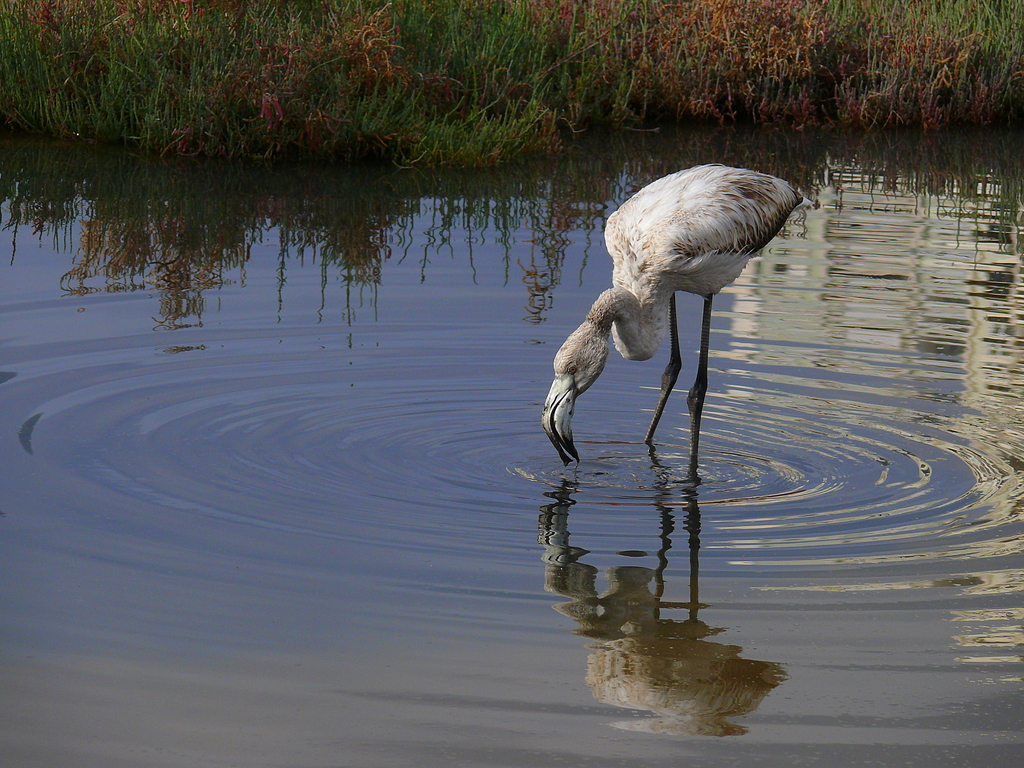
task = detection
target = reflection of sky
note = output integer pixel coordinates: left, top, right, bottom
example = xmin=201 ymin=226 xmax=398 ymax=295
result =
xmin=759 ymin=569 xmax=1024 ymax=676
xmin=2 ymin=132 xmax=1023 ymax=763
xmin=0 ymin=231 xmax=545 ymax=656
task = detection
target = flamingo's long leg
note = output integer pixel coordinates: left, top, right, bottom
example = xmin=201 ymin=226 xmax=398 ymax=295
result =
xmin=685 ymin=295 xmax=714 ymax=477
xmin=645 ymin=293 xmax=682 ymax=443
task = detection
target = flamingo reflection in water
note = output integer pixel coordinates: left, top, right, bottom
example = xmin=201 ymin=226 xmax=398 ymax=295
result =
xmin=543 ymin=165 xmax=808 ymax=474
xmin=537 ymin=451 xmax=786 ymax=736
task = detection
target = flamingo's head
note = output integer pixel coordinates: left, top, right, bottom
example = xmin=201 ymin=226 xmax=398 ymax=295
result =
xmin=542 ymin=321 xmax=609 ymax=465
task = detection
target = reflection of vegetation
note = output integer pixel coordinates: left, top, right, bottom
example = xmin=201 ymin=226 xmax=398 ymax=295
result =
xmin=2 ymin=127 xmax=1023 ymax=329
xmin=538 ymin=473 xmax=786 ymax=736
xmin=1 ymin=136 xmax=417 ymax=327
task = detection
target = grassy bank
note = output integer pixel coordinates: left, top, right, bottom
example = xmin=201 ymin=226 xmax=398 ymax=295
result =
xmin=1 ymin=0 xmax=1022 ymax=164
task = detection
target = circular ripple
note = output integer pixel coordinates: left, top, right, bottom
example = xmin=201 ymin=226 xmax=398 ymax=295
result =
xmin=512 ymin=380 xmax=1024 ymax=568
xmin=17 ymin=336 xmax=551 ymax=561
xmin=13 ymin=322 xmax=1024 ymax=573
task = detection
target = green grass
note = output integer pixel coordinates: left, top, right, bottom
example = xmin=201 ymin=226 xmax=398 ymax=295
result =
xmin=1 ymin=1 xmax=1022 ymax=164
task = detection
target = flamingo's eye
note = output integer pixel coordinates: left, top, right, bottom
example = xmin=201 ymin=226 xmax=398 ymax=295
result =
xmin=567 ymin=365 xmax=577 ymax=375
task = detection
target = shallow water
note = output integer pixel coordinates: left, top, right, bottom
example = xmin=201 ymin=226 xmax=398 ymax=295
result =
xmin=1 ymin=128 xmax=1023 ymax=766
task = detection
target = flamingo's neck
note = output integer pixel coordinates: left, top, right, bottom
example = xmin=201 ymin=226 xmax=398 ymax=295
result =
xmin=586 ymin=287 xmax=668 ymax=362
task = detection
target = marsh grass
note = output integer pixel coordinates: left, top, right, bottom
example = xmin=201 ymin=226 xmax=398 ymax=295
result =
xmin=1 ymin=0 xmax=1022 ymax=164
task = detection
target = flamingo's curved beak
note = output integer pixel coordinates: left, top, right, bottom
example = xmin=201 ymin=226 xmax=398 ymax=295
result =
xmin=543 ymin=373 xmax=579 ymax=465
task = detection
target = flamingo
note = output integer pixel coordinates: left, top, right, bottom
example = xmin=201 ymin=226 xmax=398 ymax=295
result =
xmin=542 ymin=164 xmax=807 ymax=470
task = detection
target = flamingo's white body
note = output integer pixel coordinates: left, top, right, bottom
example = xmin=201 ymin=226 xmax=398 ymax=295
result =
xmin=543 ymin=164 xmax=806 ymax=468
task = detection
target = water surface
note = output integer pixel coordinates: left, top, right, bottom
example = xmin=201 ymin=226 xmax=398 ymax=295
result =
xmin=2 ymin=127 xmax=1023 ymax=766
